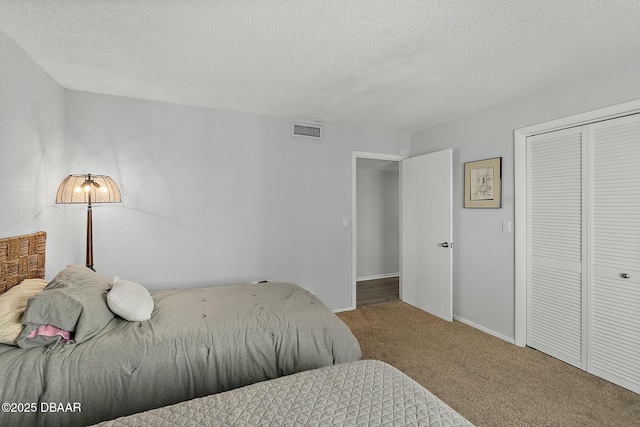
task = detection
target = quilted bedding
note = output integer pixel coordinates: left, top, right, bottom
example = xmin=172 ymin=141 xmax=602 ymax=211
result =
xmin=93 ymin=360 xmax=474 ymax=427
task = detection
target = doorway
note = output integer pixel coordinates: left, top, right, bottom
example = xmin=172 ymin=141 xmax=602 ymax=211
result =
xmin=351 ymin=149 xmax=453 ymax=319
xmin=355 ymin=158 xmax=400 ymax=306
xmin=351 ymin=152 xmax=405 ymax=309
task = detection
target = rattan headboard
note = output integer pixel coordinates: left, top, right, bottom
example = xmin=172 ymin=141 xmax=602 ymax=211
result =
xmin=0 ymin=231 xmax=46 ymax=295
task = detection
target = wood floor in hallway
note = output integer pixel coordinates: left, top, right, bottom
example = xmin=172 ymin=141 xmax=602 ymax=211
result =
xmin=356 ymin=276 xmax=399 ymax=307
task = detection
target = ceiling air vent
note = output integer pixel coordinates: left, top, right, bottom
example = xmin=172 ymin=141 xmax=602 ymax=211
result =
xmin=292 ymin=122 xmax=323 ymax=140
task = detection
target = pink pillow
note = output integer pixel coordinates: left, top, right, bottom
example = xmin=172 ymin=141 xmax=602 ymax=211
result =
xmin=26 ymin=324 xmax=73 ymax=342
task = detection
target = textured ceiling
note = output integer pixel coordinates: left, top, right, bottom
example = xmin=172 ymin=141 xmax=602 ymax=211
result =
xmin=1 ymin=1 xmax=640 ymax=133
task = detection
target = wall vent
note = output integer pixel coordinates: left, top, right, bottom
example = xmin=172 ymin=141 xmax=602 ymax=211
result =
xmin=292 ymin=122 xmax=323 ymax=139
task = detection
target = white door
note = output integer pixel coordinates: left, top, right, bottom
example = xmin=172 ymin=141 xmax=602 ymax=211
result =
xmin=524 ymin=113 xmax=640 ymax=394
xmin=588 ymin=114 xmax=640 ymax=393
xmin=401 ymin=149 xmax=453 ymax=321
xmin=526 ymin=127 xmax=585 ymax=369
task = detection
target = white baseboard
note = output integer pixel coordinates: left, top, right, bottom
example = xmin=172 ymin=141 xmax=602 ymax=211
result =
xmin=356 ymin=272 xmax=400 ymax=282
xmin=453 ymin=315 xmax=515 ymax=345
xmin=333 ymin=306 xmax=355 ymax=313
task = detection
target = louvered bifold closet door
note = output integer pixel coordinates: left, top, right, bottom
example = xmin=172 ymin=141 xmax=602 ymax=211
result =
xmin=527 ymin=127 xmax=584 ymax=368
xmin=589 ymin=114 xmax=640 ymax=393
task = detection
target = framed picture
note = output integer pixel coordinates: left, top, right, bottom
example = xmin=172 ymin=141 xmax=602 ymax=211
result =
xmin=464 ymin=157 xmax=502 ymax=208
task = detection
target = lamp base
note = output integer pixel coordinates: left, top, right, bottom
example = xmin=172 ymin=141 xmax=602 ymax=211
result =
xmin=86 ymin=204 xmax=94 ymax=271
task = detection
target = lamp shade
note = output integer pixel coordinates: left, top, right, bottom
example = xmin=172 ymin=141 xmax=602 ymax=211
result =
xmin=56 ymin=174 xmax=121 ymax=204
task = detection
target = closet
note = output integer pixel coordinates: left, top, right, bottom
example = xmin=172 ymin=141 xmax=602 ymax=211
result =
xmin=527 ymin=113 xmax=640 ymax=393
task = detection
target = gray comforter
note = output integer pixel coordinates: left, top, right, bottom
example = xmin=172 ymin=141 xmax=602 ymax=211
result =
xmin=0 ymin=282 xmax=361 ymax=426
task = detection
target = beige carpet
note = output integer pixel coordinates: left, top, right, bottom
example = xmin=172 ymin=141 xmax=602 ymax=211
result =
xmin=337 ymin=301 xmax=640 ymax=427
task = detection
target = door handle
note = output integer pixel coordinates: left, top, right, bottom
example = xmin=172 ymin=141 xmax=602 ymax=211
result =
xmin=441 ymin=242 xmax=449 ymax=248
xmin=621 ymin=273 xmax=630 ymax=279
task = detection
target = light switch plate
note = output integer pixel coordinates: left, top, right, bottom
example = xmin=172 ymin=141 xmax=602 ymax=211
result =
xmin=502 ymin=220 xmax=511 ymax=233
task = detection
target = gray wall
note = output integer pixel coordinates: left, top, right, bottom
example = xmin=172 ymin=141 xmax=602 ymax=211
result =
xmin=0 ymin=31 xmax=66 ymax=273
xmin=63 ymin=91 xmax=409 ymax=309
xmin=0 ymin=28 xmax=410 ymax=310
xmin=356 ymin=163 xmax=399 ymax=279
xmin=410 ymin=56 xmax=640 ymax=341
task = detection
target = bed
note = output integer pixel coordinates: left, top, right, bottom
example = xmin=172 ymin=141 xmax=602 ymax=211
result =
xmin=93 ymin=359 xmax=475 ymax=427
xmin=0 ymin=232 xmax=362 ymax=427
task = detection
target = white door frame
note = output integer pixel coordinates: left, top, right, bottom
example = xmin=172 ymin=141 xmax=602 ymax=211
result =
xmin=513 ymin=99 xmax=640 ymax=347
xmin=351 ymin=151 xmax=407 ymax=310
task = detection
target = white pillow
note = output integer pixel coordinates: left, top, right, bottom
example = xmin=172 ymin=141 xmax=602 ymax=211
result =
xmin=107 ymin=277 xmax=154 ymax=321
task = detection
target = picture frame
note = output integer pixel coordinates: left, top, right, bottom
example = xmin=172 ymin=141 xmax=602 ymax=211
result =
xmin=464 ymin=157 xmax=502 ymax=208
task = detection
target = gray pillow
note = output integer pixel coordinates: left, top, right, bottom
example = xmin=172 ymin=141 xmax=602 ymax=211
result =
xmin=17 ymin=265 xmax=115 ymax=348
